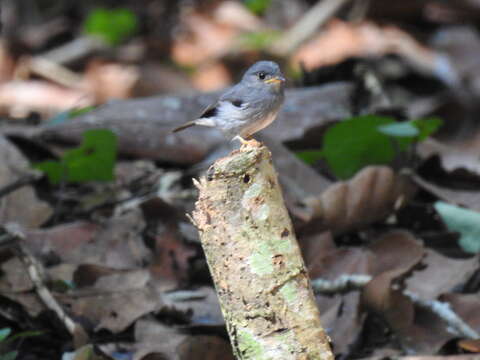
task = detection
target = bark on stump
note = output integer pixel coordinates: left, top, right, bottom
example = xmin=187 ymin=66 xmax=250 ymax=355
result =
xmin=192 ymin=141 xmax=333 ymax=360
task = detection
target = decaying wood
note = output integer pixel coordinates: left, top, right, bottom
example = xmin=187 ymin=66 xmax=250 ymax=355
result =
xmin=192 ymin=141 xmax=333 ymax=360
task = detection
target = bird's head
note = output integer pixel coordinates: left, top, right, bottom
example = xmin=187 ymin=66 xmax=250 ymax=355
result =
xmin=242 ymin=61 xmax=285 ymax=93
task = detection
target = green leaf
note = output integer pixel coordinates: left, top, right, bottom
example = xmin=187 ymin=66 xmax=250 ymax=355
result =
xmin=378 ymin=122 xmax=419 ymax=137
xmin=0 ymin=328 xmax=11 ymax=342
xmin=34 ymin=129 xmax=117 ymax=185
xmin=0 ymin=351 xmax=18 ymax=360
xmin=297 ymin=115 xmax=443 ymax=179
xmin=412 ymin=117 xmax=443 ymax=141
xmin=321 ymin=115 xmax=397 ymax=179
xmin=295 ymin=150 xmax=324 ymax=165
xmin=34 ymin=161 xmax=65 ymax=184
xmin=434 ymin=201 xmax=480 ymax=253
xmin=244 ymin=0 xmax=271 ymax=14
xmin=84 ymin=8 xmax=137 ymax=46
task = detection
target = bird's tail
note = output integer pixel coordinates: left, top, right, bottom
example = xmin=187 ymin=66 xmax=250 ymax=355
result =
xmin=172 ymin=121 xmax=196 ymax=133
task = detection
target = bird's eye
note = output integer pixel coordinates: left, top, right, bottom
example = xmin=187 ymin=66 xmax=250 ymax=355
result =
xmin=258 ymin=72 xmax=266 ymax=80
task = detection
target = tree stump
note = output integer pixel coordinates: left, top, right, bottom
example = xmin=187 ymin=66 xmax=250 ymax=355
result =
xmin=192 ymin=141 xmax=333 ymax=360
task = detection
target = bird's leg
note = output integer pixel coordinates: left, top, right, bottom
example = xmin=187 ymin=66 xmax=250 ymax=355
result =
xmin=232 ymin=135 xmax=251 ymax=146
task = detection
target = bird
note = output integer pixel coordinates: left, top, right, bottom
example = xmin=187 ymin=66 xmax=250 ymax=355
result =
xmin=172 ymin=61 xmax=285 ymax=144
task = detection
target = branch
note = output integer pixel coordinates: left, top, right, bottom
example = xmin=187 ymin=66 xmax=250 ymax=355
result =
xmin=192 ymin=141 xmax=333 ymax=359
xmin=2 ymin=225 xmax=87 ymax=345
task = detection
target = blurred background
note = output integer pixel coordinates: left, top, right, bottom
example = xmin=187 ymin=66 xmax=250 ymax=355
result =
xmin=1 ymin=0 xmax=478 ymax=119
xmin=2 ymin=1 xmax=480 ymax=360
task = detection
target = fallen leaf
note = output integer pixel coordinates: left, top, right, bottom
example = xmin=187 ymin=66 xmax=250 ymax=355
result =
xmin=214 ymin=1 xmax=263 ymax=32
xmin=171 ymin=12 xmax=238 ymax=66
xmin=190 ymin=62 xmax=231 ymax=92
xmin=25 ymin=222 xmax=99 ymax=262
xmin=0 ymin=81 xmax=92 ymax=118
xmin=406 ymin=249 xmax=479 ymax=299
xmin=25 ymin=209 xmax=151 ymax=269
xmin=62 ymin=269 xmax=162 ymax=333
xmin=412 ymin=173 xmax=480 ymax=212
xmin=0 ymin=135 xmax=52 ymax=228
xmin=303 ymin=166 xmax=417 ymax=235
xmin=133 ymin=317 xmax=234 ymax=360
xmin=292 ymin=20 xmax=437 ymax=77
xmin=440 ymin=293 xmax=480 ymax=333
xmin=83 ymin=59 xmax=139 ymax=103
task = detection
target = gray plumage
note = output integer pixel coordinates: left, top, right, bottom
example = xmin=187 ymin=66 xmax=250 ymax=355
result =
xmin=173 ymin=61 xmax=285 ymax=139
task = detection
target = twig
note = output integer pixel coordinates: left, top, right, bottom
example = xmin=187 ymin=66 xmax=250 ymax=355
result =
xmin=3 ymin=225 xmax=78 ymax=337
xmin=36 ymin=36 xmax=106 ymax=65
xmin=404 ymin=290 xmax=480 ymax=340
xmin=26 ymin=36 xmax=106 ymax=89
xmin=269 ymin=0 xmax=353 ymax=56
xmin=312 ymin=274 xmax=480 ymax=340
xmin=0 ymin=172 xmax=42 ymax=199
xmin=27 ymin=57 xmax=84 ymax=89
xmin=312 ymin=274 xmax=371 ymax=294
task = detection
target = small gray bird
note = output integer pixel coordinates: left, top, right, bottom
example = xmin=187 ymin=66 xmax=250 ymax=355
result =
xmin=172 ymin=61 xmax=285 ymax=142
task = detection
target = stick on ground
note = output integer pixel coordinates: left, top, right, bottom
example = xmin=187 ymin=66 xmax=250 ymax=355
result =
xmin=192 ymin=141 xmax=333 ymax=360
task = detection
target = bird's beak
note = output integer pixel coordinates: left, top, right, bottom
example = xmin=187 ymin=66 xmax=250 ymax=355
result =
xmin=264 ymin=76 xmax=286 ymax=85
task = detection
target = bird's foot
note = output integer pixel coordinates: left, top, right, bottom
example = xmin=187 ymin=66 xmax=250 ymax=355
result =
xmin=231 ymin=135 xmax=251 ymax=146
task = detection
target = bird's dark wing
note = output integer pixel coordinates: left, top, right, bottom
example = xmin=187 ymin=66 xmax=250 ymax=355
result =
xmin=196 ymin=84 xmax=247 ymax=120
xmin=197 ymin=101 xmax=220 ymax=119
xmin=218 ymin=85 xmax=247 ymax=108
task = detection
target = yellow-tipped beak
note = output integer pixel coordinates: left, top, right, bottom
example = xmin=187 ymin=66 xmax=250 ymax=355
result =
xmin=264 ymin=76 xmax=286 ymax=84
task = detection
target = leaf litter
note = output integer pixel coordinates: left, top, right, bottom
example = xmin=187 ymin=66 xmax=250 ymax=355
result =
xmin=1 ymin=1 xmax=480 ymax=360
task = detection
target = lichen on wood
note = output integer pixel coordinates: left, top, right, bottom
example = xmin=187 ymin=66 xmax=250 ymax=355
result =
xmin=192 ymin=141 xmax=333 ymax=360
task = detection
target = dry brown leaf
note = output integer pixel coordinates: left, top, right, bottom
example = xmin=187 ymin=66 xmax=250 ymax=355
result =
xmin=0 ymin=135 xmax=52 ymax=227
xmin=440 ymin=293 xmax=480 ymax=332
xmin=0 ymin=80 xmax=92 ymax=118
xmin=412 ymin=173 xmax=480 ymax=212
xmin=191 ymin=62 xmax=231 ymax=91
xmin=213 ymin=1 xmax=263 ymax=32
xmin=62 ymin=269 xmax=162 ymax=333
xmin=177 ymin=335 xmax=234 ymax=360
xmin=308 ymin=246 xmax=370 ymax=355
xmin=133 ymin=318 xmax=187 ymax=360
xmin=363 ymin=271 xmax=415 ymax=332
xmin=419 ymin=138 xmax=480 ymax=177
xmin=292 ymin=19 xmax=436 ymax=73
xmin=361 ymin=232 xmax=459 ymax=353
xmin=406 ymin=250 xmax=479 ymax=299
xmin=303 ymin=166 xmax=417 ymax=235
xmin=0 ymin=256 xmax=33 ymax=292
xmin=368 ymin=230 xmax=425 ymax=277
xmin=362 ymin=231 xmax=424 ymax=332
xmin=171 ymin=12 xmax=238 ymax=67
xmin=134 ymin=318 xmax=234 ymax=360
xmin=25 ymin=209 xmax=151 ymax=269
xmin=83 ymin=59 xmax=139 ymax=103
xmin=73 ymin=264 xmax=118 ymax=288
